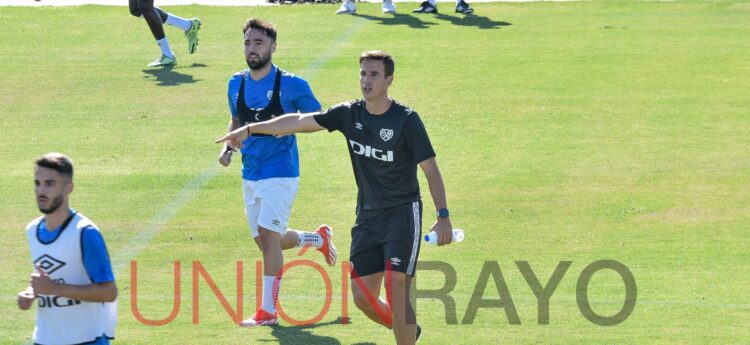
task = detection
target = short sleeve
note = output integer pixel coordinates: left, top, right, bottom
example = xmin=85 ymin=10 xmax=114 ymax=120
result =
xmin=81 ymin=227 xmax=115 ymax=284
xmin=313 ymin=102 xmax=351 ymax=133
xmin=405 ymin=112 xmax=436 ymax=163
xmin=290 ymin=79 xmax=322 ymax=113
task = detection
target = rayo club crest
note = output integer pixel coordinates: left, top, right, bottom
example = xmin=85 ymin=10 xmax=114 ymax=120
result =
xmin=380 ymin=128 xmax=394 ymax=141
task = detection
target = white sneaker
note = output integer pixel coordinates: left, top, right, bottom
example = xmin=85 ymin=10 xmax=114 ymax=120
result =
xmin=147 ymin=54 xmax=176 ymax=67
xmin=336 ymin=1 xmax=356 ymax=14
xmin=382 ymin=0 xmax=396 ymax=14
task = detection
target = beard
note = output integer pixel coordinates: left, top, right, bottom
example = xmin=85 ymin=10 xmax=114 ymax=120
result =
xmin=246 ymin=53 xmax=271 ymax=70
xmin=38 ymin=195 xmax=63 ymax=214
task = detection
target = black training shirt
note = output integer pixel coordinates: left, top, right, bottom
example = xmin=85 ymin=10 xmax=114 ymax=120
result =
xmin=314 ymin=99 xmax=436 ymax=214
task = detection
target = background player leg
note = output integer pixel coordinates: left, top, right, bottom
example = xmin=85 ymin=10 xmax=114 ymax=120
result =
xmin=128 ymin=0 xmax=167 ymax=42
xmin=335 ymin=0 xmax=356 ymax=15
xmin=130 ymin=0 xmax=173 ymax=66
xmin=455 ymin=0 xmax=474 ymax=14
xmin=131 ymin=0 xmax=199 ymax=66
xmin=138 ymin=0 xmax=168 ymax=43
xmin=412 ymin=0 xmax=437 ymax=13
xmin=161 ymin=9 xmax=201 ymax=54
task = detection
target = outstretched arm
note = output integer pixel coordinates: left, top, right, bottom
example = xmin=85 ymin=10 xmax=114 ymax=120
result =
xmin=420 ymin=157 xmax=454 ymax=246
xmin=215 ymin=113 xmax=325 ymax=148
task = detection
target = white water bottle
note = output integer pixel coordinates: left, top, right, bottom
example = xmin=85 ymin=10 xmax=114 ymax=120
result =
xmin=424 ymin=228 xmax=464 ymax=245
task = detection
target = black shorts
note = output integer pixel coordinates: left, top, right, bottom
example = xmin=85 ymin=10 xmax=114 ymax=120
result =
xmin=350 ymin=201 xmax=422 ymax=277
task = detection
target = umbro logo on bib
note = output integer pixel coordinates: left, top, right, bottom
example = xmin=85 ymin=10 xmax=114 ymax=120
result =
xmin=380 ymin=128 xmax=394 ymax=142
xmin=34 ymin=254 xmax=66 ymax=274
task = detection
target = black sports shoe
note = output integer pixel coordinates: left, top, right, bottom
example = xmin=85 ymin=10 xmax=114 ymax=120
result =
xmin=412 ymin=1 xmax=438 ymax=13
xmin=416 ymin=324 xmax=422 ymax=342
xmin=455 ymin=0 xmax=474 ymax=14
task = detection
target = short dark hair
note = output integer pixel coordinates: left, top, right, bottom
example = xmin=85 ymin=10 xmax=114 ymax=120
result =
xmin=359 ymin=50 xmax=395 ymax=77
xmin=35 ymin=152 xmax=73 ymax=180
xmin=242 ymin=18 xmax=277 ymax=41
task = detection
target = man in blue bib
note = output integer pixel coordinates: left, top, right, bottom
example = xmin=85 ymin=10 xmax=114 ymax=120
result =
xmin=217 ymin=18 xmax=338 ymax=327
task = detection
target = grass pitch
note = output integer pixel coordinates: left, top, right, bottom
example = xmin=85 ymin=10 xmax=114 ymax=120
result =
xmin=1 ymin=1 xmax=749 ymax=344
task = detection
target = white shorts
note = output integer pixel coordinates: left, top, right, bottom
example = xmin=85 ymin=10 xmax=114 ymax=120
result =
xmin=243 ymin=177 xmax=299 ymax=238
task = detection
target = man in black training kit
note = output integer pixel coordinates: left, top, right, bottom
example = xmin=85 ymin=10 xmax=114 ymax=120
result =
xmin=217 ymin=50 xmax=455 ymax=345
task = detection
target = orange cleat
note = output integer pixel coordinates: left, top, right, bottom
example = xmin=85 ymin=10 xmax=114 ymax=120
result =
xmin=315 ymin=225 xmax=338 ymax=266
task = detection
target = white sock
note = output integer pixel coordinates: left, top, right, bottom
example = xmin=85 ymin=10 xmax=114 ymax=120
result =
xmin=262 ymin=275 xmax=280 ymax=314
xmin=455 ymin=0 xmax=463 ymax=6
xmin=293 ymin=231 xmax=324 ymax=248
xmin=165 ymin=13 xmax=192 ymax=32
xmin=156 ymin=37 xmax=174 ymax=58
xmin=429 ymin=0 xmax=437 ymax=6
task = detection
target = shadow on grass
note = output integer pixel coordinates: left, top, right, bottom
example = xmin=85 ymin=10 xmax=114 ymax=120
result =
xmin=257 ymin=317 xmax=349 ymax=345
xmin=354 ymin=11 xmax=510 ymax=30
xmin=353 ymin=13 xmax=437 ymax=29
xmin=433 ymin=13 xmax=511 ymax=29
xmin=141 ymin=63 xmax=207 ymax=86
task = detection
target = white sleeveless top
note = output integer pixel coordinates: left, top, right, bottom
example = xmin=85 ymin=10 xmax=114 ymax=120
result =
xmin=27 ymin=213 xmax=117 ymax=345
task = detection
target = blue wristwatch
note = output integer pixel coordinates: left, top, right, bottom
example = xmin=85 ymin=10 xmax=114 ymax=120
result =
xmin=437 ymin=208 xmax=450 ymax=218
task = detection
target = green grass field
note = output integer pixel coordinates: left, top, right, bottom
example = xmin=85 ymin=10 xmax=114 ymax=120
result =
xmin=1 ymin=1 xmax=749 ymax=344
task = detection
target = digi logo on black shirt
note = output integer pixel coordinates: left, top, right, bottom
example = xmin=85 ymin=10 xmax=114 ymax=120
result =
xmin=349 ymin=140 xmax=394 ymax=162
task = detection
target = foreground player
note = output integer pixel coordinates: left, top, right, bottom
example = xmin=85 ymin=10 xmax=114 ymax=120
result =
xmin=218 ymin=18 xmax=337 ymax=327
xmin=129 ymin=0 xmax=201 ymax=67
xmin=217 ymin=50 xmax=454 ymax=344
xmin=17 ymin=153 xmax=118 ymax=344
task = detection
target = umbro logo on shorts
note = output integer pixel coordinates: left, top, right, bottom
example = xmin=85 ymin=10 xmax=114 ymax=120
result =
xmin=390 ymin=257 xmax=401 ymax=266
xmin=272 ymin=219 xmax=281 ymax=226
